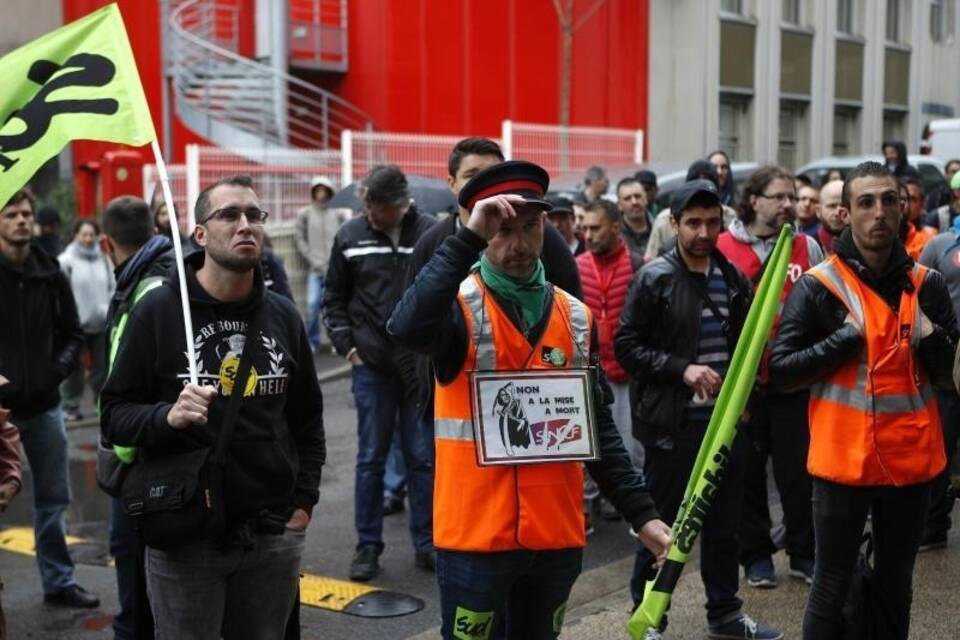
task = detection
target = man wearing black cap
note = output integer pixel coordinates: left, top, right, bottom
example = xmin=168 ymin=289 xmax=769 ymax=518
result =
xmin=389 ymin=160 xmax=670 ymax=639
xmin=546 ymin=195 xmax=585 ymax=255
xmin=34 ymin=205 xmax=63 ymax=258
xmin=636 ymin=170 xmax=661 ymax=217
xmin=615 ymin=180 xmax=782 ymax=639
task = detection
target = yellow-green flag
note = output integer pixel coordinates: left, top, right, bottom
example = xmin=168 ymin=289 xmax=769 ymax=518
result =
xmin=0 ymin=3 xmax=156 ymax=206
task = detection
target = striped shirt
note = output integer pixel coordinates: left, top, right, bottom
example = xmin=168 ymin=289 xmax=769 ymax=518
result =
xmin=685 ymin=262 xmax=731 ymax=424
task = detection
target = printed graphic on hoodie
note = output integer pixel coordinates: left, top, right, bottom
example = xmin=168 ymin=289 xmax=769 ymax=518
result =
xmin=177 ymin=319 xmax=289 ymax=397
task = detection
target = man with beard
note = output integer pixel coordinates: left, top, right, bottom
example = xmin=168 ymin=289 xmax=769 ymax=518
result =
xmin=817 ymin=180 xmax=846 ymax=255
xmin=616 ymin=180 xmax=780 ymax=639
xmin=717 ymin=166 xmax=823 ymax=590
xmin=100 ymin=175 xmax=325 ymax=639
xmin=771 ymin=161 xmax=957 ymax=638
xmin=796 ymin=184 xmax=821 ymax=237
xmin=617 ymin=176 xmax=654 ymax=262
xmin=0 ymin=189 xmax=95 ymax=609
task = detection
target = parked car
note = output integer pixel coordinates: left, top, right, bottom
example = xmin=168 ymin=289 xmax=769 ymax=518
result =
xmin=796 ymin=155 xmax=947 ymax=197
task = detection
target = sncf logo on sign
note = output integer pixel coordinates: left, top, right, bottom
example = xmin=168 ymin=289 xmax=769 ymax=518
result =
xmin=453 ymin=606 xmax=494 ymax=640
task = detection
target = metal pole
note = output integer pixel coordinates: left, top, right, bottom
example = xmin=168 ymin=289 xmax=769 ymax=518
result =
xmin=271 ymin=0 xmax=289 ymax=145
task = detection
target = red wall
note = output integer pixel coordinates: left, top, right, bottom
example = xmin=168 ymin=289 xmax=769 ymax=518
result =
xmin=323 ymin=0 xmax=649 ymax=137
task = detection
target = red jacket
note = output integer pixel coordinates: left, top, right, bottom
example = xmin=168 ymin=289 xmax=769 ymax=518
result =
xmin=576 ymin=242 xmax=634 ymax=383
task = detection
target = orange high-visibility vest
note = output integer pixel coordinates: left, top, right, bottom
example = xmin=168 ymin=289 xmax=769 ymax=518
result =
xmin=433 ymin=273 xmax=592 ymax=551
xmin=806 ymin=256 xmax=945 ymax=486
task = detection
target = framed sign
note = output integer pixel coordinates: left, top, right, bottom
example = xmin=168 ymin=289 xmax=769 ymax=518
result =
xmin=469 ymin=369 xmax=599 ymax=466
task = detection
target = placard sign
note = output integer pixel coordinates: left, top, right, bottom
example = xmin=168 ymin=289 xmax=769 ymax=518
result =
xmin=469 ymin=369 xmax=599 ymax=465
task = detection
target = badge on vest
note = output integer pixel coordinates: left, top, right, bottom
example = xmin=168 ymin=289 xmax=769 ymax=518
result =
xmin=469 ymin=369 xmax=600 ymax=465
xmin=541 ymin=346 xmax=567 ymax=367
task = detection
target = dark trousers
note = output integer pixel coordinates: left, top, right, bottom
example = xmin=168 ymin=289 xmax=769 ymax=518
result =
xmin=802 ymin=479 xmax=931 ymax=640
xmin=923 ymin=390 xmax=960 ymax=539
xmin=437 ymin=548 xmax=581 ymax=640
xmin=630 ymin=423 xmax=745 ymax=627
xmin=109 ymin=496 xmax=154 ymax=640
xmin=739 ymin=390 xmax=814 ymax=566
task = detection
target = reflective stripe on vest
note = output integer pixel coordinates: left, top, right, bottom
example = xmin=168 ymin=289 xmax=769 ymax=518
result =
xmin=806 ymin=256 xmax=945 ymax=486
xmin=433 ymin=273 xmax=592 ymax=552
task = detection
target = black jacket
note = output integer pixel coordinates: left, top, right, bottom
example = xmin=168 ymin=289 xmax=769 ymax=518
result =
xmin=614 ymin=248 xmax=752 ymax=444
xmin=400 ymin=214 xmax=584 ymax=415
xmin=0 ymin=246 xmax=83 ymax=418
xmin=323 ymin=207 xmax=435 ymax=374
xmin=106 ymin=235 xmax=175 ymax=333
xmin=770 ymin=229 xmax=958 ymax=393
xmin=100 ymin=251 xmax=325 ymax=521
xmin=387 ymin=226 xmax=659 ymax=532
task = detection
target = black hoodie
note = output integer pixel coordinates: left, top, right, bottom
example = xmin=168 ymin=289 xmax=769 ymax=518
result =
xmin=100 ymin=250 xmax=325 ymax=520
xmin=0 ymin=246 xmax=83 ymax=418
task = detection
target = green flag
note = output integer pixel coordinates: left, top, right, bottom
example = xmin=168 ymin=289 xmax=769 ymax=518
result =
xmin=0 ymin=3 xmax=155 ymax=206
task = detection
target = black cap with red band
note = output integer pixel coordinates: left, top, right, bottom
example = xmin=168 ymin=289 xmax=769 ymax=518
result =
xmin=457 ymin=160 xmax=553 ymax=212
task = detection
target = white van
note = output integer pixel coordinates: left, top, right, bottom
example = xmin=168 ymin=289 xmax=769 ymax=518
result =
xmin=929 ymin=119 xmax=960 ymax=161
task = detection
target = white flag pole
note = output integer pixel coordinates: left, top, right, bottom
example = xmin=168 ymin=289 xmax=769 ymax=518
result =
xmin=150 ymin=139 xmax=199 ymax=385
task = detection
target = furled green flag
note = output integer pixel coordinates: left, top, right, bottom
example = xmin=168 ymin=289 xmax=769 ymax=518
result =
xmin=0 ymin=3 xmax=155 ymax=206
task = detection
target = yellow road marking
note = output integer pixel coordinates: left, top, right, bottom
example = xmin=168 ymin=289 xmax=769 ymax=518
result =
xmin=0 ymin=526 xmax=85 ymax=555
xmin=299 ymin=573 xmax=381 ymax=611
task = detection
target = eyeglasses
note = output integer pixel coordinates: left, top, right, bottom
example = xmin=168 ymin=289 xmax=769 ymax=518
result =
xmin=758 ymin=192 xmax=798 ymax=204
xmin=203 ymin=207 xmax=269 ymax=225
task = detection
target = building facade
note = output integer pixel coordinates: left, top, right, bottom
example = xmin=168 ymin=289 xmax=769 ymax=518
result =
xmin=648 ymin=0 xmax=960 ymax=170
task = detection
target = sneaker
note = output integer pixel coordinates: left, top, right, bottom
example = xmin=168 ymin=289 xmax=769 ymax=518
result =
xmin=414 ymin=549 xmax=436 ymax=572
xmin=788 ymin=556 xmax=814 ymax=585
xmin=62 ymin=409 xmax=82 ymax=423
xmin=383 ymin=495 xmax=405 ymax=516
xmin=745 ymin=557 xmax=777 ymax=588
xmin=349 ymin=545 xmax=381 ymax=582
xmin=708 ymin=614 xmax=783 ymax=640
xmin=44 ymin=585 xmax=100 ymax=609
xmin=644 ymin=629 xmax=664 ymax=640
xmin=599 ymin=498 xmax=621 ymax=521
xmin=918 ymin=530 xmax=948 ymax=552
xmin=584 ymin=512 xmax=595 ymax=537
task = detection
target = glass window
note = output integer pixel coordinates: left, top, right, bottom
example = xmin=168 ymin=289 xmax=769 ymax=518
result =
xmin=778 ymin=102 xmax=805 ymax=171
xmin=883 ymin=110 xmax=907 ymax=143
xmin=719 ymin=96 xmax=750 ymax=160
xmin=886 ymin=0 xmax=902 ymax=42
xmin=932 ymin=0 xmax=945 ymax=42
xmin=837 ymin=0 xmax=855 ymax=34
xmin=833 ymin=107 xmax=860 ymax=156
xmin=721 ymin=0 xmax=744 ymax=15
xmin=783 ymin=0 xmax=801 ymax=25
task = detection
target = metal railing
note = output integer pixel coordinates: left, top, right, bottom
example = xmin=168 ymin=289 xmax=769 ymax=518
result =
xmin=168 ymin=0 xmax=372 ymax=151
xmin=289 ymin=0 xmax=348 ymax=71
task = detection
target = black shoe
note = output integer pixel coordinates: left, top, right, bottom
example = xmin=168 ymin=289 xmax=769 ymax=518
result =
xmin=44 ymin=585 xmax=100 ymax=608
xmin=414 ymin=549 xmax=436 ymax=572
xmin=349 ymin=545 xmax=381 ymax=581
xmin=599 ymin=498 xmax=621 ymax=521
xmin=918 ymin=530 xmax=948 ymax=552
xmin=383 ymin=496 xmax=405 ymax=516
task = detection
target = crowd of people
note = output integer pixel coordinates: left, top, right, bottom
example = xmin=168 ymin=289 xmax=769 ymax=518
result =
xmin=0 ymin=137 xmax=958 ymax=640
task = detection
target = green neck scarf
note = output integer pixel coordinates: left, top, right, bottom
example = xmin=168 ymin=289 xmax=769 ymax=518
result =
xmin=478 ymin=254 xmax=547 ymax=329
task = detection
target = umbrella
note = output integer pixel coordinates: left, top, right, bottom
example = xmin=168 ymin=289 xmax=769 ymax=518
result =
xmin=329 ymin=175 xmax=457 ymax=215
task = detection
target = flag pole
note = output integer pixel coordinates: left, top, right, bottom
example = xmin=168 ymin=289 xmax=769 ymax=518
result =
xmin=150 ymin=139 xmax=198 ymax=386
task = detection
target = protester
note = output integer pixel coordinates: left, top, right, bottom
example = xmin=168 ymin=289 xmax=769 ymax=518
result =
xmin=574 ymin=165 xmax=609 ymax=205
xmin=796 ymin=184 xmax=821 ymax=237
xmin=34 ymin=206 xmax=63 ymax=258
xmin=0 ymin=375 xmax=23 ymax=640
xmin=771 ymin=161 xmax=958 ymax=639
xmin=323 ymin=165 xmax=436 ymax=581
xmin=617 ymin=176 xmax=654 ymax=261
xmin=98 ymin=195 xmax=175 ymax=640
xmin=615 ymin=179 xmax=781 ymax=640
xmin=387 ymin=160 xmax=671 ymax=639
xmin=924 ymin=158 xmax=960 ymax=213
xmin=817 ymin=180 xmax=846 ymax=256
xmin=917 ymin=218 xmax=960 ymax=553
xmin=0 ymin=189 xmax=97 ymax=608
xmin=57 ymin=219 xmax=115 ymax=422
xmin=577 ymin=199 xmax=644 ymax=524
xmin=717 ymin=166 xmax=822 ymax=589
xmin=295 ymin=175 xmax=340 ymax=351
xmin=261 ymin=233 xmax=294 ymax=301
xmin=546 ymin=195 xmax=585 ymax=255
xmin=636 ymin=169 xmax=661 ymax=217
xmin=644 ymin=160 xmax=737 ymax=261
xmin=926 ymin=170 xmax=960 ymax=232
xmin=900 ymin=175 xmax=936 ymax=260
xmin=403 ymin=137 xmax=583 ymax=432
xmin=100 ymin=176 xmax=324 ymax=639
xmin=882 ymin=140 xmax=911 ymax=178
xmin=708 ymin=150 xmax=737 ymax=207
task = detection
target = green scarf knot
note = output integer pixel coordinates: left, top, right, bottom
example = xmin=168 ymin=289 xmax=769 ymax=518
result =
xmin=478 ymin=255 xmax=547 ymax=329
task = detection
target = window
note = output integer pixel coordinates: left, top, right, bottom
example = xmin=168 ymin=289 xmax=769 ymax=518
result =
xmin=721 ymin=0 xmax=744 ymax=15
xmin=931 ymin=0 xmax=956 ymax=42
xmin=779 ymin=101 xmax=807 ymax=171
xmin=837 ymin=0 xmax=855 ymax=34
xmin=883 ymin=109 xmax=907 ymax=142
xmin=833 ymin=107 xmax=860 ymax=156
xmin=886 ymin=0 xmax=903 ymax=42
xmin=719 ymin=95 xmax=751 ymax=160
xmin=783 ymin=0 xmax=801 ymax=25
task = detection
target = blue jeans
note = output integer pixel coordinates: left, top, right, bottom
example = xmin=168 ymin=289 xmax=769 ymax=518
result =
xmin=14 ymin=405 xmax=75 ymax=594
xmin=437 ymin=548 xmax=582 ymax=639
xmin=306 ymin=272 xmax=325 ymax=350
xmin=351 ymin=364 xmax=433 ymax=552
xmin=383 ymin=431 xmax=407 ymax=501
